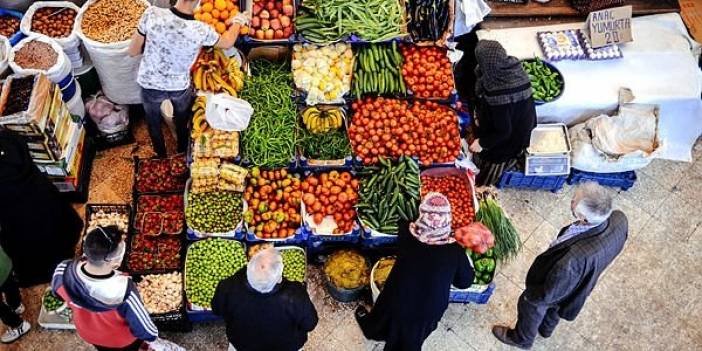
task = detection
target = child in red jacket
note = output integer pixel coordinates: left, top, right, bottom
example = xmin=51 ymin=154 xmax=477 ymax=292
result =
xmin=52 ymin=226 xmax=158 ymax=351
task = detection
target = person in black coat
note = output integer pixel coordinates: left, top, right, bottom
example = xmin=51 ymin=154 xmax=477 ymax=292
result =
xmin=212 ymin=248 xmax=318 ymax=351
xmin=493 ymin=182 xmax=628 ymax=349
xmin=469 ymin=40 xmax=537 ymax=186
xmin=0 ymin=129 xmax=82 ymax=287
xmin=355 ymin=192 xmax=475 ymax=351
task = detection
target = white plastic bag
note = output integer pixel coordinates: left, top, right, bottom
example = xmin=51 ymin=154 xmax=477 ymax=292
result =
xmin=205 ymin=93 xmax=253 ymax=132
xmin=74 ymin=0 xmax=150 ymax=105
xmin=570 ymin=105 xmax=661 ymax=173
xmin=85 ymin=92 xmax=129 ymax=134
xmin=9 ymin=35 xmax=72 ymax=84
xmin=0 ymin=36 xmax=10 ymax=75
xmin=454 ymin=0 xmax=491 ymax=37
xmin=146 ymin=338 xmax=186 ymax=351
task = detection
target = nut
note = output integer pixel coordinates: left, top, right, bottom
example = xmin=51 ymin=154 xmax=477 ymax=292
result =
xmin=31 ymin=7 xmax=77 ymax=38
xmin=0 ymin=16 xmax=20 ymax=38
xmin=81 ymin=0 xmax=147 ymax=43
xmin=13 ymin=40 xmax=58 ymax=71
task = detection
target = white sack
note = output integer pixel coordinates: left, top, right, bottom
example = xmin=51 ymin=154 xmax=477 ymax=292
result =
xmin=20 ymin=2 xmax=82 ymax=50
xmin=9 ymin=35 xmax=72 ymax=83
xmin=74 ymin=0 xmax=150 ymax=105
xmin=0 ymin=36 xmax=10 ymax=75
xmin=205 ymin=93 xmax=253 ymax=132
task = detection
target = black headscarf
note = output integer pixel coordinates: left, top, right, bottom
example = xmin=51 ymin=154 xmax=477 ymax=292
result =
xmin=474 ymin=40 xmax=533 ymax=106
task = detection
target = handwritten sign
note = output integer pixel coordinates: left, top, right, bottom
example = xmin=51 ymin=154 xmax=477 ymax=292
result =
xmin=588 ymin=6 xmax=633 ymax=48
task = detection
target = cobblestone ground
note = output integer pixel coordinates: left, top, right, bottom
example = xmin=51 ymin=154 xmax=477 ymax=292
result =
xmin=3 ymin=120 xmax=701 ymax=351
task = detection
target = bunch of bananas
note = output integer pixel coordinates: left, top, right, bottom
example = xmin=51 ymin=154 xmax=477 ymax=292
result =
xmin=192 ymin=96 xmax=209 ymax=138
xmin=302 ymin=107 xmax=344 ymax=134
xmin=192 ymin=48 xmax=245 ymax=96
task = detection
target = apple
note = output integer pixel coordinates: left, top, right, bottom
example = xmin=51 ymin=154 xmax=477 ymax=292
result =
xmin=266 ymin=1 xmax=275 ymax=11
xmin=252 ymin=4 xmax=262 ymax=15
xmin=261 ymin=19 xmax=270 ymax=30
xmin=270 ymin=9 xmax=280 ymax=18
xmin=251 ymin=16 xmax=261 ymax=28
xmin=270 ymin=18 xmax=281 ymax=30
xmin=264 ymin=29 xmax=274 ymax=40
xmin=260 ymin=9 xmax=270 ymax=19
xmin=275 ymin=1 xmax=283 ymax=11
xmin=283 ymin=26 xmax=293 ymax=37
xmin=255 ymin=29 xmax=265 ymax=39
xmin=282 ymin=4 xmax=294 ymax=16
xmin=279 ymin=15 xmax=291 ymax=28
xmin=274 ymin=29 xmax=285 ymax=39
xmin=282 ymin=0 xmax=292 ymax=5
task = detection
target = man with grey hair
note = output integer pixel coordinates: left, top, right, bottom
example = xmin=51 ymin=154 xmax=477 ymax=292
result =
xmin=493 ymin=182 xmax=628 ymax=349
xmin=212 ymin=248 xmax=318 ymax=351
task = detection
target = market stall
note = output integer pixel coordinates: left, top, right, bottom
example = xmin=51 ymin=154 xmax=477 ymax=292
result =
xmin=476 ymin=13 xmax=702 ymax=162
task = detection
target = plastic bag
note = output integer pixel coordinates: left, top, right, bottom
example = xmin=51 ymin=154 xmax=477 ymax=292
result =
xmin=570 ymin=105 xmax=661 ymax=173
xmin=85 ymin=93 xmax=129 ymax=134
xmin=205 ymin=93 xmax=253 ymax=132
xmin=146 ymin=338 xmax=186 ymax=351
xmin=454 ymin=0 xmax=491 ymax=37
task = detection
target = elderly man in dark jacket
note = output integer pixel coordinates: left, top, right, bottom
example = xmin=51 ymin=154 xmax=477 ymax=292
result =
xmin=493 ymin=182 xmax=628 ymax=349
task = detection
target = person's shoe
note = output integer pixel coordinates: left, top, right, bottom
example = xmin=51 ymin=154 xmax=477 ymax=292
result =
xmin=492 ymin=325 xmax=531 ymax=350
xmin=354 ymin=306 xmax=369 ymax=322
xmin=13 ymin=304 xmax=25 ymax=315
xmin=1 ymin=321 xmax=31 ymax=344
xmin=538 ymin=327 xmax=553 ymax=339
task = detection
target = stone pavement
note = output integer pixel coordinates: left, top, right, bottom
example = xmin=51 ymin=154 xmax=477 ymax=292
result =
xmin=2 ymin=121 xmax=701 ymax=351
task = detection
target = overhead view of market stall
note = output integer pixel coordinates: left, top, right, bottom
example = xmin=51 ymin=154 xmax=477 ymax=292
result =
xmin=0 ymin=0 xmax=700 ymax=350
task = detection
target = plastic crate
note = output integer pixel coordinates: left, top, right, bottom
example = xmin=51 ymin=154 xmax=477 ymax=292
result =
xmin=245 ymin=228 xmax=308 ymax=246
xmin=497 ymin=170 xmax=567 ymax=193
xmin=567 ymin=169 xmax=636 ymax=191
xmin=359 ymin=226 xmax=399 ymax=248
xmin=449 ymin=282 xmax=495 ymax=304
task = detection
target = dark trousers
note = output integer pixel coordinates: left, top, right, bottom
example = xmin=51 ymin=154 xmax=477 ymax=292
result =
xmin=0 ymin=275 xmax=23 ymax=328
xmin=141 ymin=87 xmax=193 ymax=157
xmin=94 ymin=339 xmax=144 ymax=351
xmin=508 ymin=292 xmax=561 ymax=347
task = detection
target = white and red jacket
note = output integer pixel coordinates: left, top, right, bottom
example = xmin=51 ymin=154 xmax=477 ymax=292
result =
xmin=51 ymin=260 xmax=158 ymax=348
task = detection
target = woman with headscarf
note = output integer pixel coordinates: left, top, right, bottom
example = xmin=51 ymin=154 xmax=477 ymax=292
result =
xmin=355 ymin=192 xmax=474 ymax=351
xmin=469 ymin=40 xmax=537 ymax=186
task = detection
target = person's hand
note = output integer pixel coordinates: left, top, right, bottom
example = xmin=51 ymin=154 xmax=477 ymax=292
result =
xmin=228 ymin=11 xmax=250 ymax=26
xmin=469 ymin=139 xmax=483 ymax=153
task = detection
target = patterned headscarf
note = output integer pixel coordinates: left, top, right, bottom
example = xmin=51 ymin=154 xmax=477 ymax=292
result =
xmin=474 ymin=40 xmax=533 ymax=106
xmin=410 ymin=192 xmax=455 ymax=246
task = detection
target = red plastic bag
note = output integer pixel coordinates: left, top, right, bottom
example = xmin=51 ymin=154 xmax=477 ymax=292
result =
xmin=455 ymin=222 xmax=494 ymax=254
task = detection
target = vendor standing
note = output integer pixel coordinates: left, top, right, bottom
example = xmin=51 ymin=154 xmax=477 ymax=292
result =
xmin=127 ymin=0 xmax=248 ymax=157
xmin=469 ymin=40 xmax=537 ymax=186
xmin=355 ymin=192 xmax=474 ymax=351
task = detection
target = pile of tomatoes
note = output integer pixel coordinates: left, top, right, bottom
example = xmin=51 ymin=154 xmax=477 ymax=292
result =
xmin=243 ymin=168 xmax=303 ymax=239
xmin=348 ymin=97 xmax=461 ymax=165
xmin=421 ymin=175 xmax=475 ymax=229
xmin=401 ymin=45 xmax=454 ymax=99
xmin=301 ymin=171 xmax=359 ymax=235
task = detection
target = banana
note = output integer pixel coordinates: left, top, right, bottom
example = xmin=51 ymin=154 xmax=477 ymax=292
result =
xmin=214 ymin=49 xmax=228 ymax=68
xmin=193 ymin=67 xmax=205 ymax=90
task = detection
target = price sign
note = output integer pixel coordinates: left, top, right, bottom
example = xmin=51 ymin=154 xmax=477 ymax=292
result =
xmin=587 ymin=6 xmax=633 ymax=48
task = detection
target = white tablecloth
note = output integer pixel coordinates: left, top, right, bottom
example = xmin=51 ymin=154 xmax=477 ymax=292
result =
xmin=477 ymin=13 xmax=702 ymax=161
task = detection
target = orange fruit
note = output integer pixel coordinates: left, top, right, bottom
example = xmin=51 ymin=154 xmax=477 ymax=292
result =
xmin=215 ymin=22 xmax=226 ymax=33
xmin=194 ymin=13 xmax=203 ymax=21
xmin=194 ymin=6 xmax=202 ymax=14
xmin=226 ymin=2 xmax=236 ymax=11
xmin=201 ymin=12 xmax=213 ymax=22
xmin=214 ymin=0 xmax=227 ymax=11
xmin=219 ymin=10 xmax=229 ymax=20
xmin=240 ymin=25 xmax=249 ymax=35
xmin=211 ymin=9 xmax=220 ymax=18
xmin=201 ymin=3 xmax=213 ymax=12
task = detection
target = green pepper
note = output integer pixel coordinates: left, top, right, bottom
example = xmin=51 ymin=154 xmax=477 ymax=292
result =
xmin=474 ymin=258 xmax=487 ymax=272
xmin=243 ymin=210 xmax=254 ymax=223
xmin=485 ymin=248 xmax=494 ymax=258
xmin=485 ymin=258 xmax=496 ymax=273
xmin=258 ymin=202 xmax=268 ymax=213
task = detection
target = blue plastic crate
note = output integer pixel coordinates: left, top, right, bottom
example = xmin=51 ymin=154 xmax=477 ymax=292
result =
xmin=186 ymin=228 xmax=245 ymax=241
xmin=306 ymin=226 xmax=361 ymax=247
xmin=497 ymin=170 xmax=567 ymax=193
xmin=448 ymin=282 xmax=495 ymax=304
xmin=359 ymin=227 xmax=399 ymax=248
xmin=567 ymin=169 xmax=636 ymax=191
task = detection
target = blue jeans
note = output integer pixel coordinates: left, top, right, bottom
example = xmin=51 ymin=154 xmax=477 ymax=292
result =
xmin=141 ymin=88 xmax=193 ymax=157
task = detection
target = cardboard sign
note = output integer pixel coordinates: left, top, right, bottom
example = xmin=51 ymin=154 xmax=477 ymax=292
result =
xmin=680 ymin=0 xmax=702 ymax=43
xmin=588 ymin=6 xmax=633 ymax=48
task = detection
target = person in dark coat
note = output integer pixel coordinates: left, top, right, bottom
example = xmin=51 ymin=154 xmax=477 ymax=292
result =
xmin=493 ymin=182 xmax=628 ymax=349
xmin=212 ymin=248 xmax=318 ymax=351
xmin=0 ymin=129 xmax=82 ymax=287
xmin=469 ymin=40 xmax=537 ymax=186
xmin=355 ymin=192 xmax=475 ymax=351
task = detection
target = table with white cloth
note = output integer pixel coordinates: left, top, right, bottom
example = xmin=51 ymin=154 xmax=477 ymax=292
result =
xmin=476 ymin=13 xmax=702 ymax=162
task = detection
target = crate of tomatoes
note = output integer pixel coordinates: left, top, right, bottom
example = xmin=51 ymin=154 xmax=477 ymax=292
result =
xmin=420 ymin=166 xmax=478 ymax=230
xmin=243 ymin=167 xmax=307 ymax=245
xmin=400 ymin=45 xmax=457 ymax=101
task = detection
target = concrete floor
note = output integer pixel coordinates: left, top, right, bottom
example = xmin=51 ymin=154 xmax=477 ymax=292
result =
xmin=2 ymin=121 xmax=701 ymax=351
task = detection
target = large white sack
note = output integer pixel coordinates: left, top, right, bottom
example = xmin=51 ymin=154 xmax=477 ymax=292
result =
xmin=9 ymin=35 xmax=72 ymax=84
xmin=20 ymin=2 xmax=82 ymax=51
xmin=74 ymin=0 xmax=149 ymax=105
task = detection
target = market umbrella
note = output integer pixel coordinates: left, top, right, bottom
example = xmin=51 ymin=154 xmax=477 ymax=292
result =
xmin=0 ymin=129 xmax=82 ymax=287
